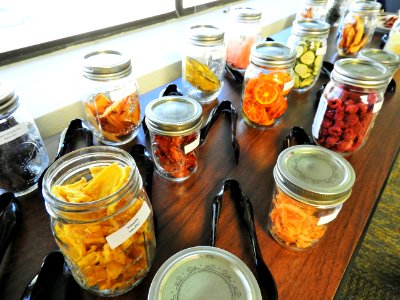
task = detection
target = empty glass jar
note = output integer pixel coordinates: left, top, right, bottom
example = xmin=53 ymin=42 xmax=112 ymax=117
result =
xmin=182 ymin=25 xmax=226 ymax=104
xmin=0 ymin=80 xmax=49 ymax=196
xmin=81 ymin=50 xmax=141 ymax=146
xmin=296 ymin=0 xmax=329 ymax=21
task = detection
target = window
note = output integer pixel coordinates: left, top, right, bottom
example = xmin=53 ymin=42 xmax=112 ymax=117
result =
xmin=0 ymin=0 xmax=236 ymax=64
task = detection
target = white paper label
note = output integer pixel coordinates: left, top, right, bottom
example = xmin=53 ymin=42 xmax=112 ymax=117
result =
xmin=316 ymin=46 xmax=327 ymax=56
xmin=106 ymin=201 xmax=151 ymax=249
xmin=184 ymin=134 xmax=200 ymax=154
xmin=312 ymin=95 xmax=328 ymax=138
xmin=317 ymin=205 xmax=342 ymax=225
xmin=283 ymin=79 xmax=294 ymax=92
xmin=0 ymin=122 xmax=29 ymax=145
xmin=372 ymin=101 xmax=383 ymax=113
xmin=109 ymin=86 xmax=135 ymax=101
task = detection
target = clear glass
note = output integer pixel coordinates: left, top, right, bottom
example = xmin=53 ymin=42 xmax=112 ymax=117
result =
xmin=182 ymin=38 xmax=226 ymax=104
xmin=296 ymin=0 xmax=329 ymax=21
xmin=268 ymin=184 xmax=341 ymax=251
xmin=312 ymin=79 xmax=385 ymax=155
xmin=148 ymin=130 xmax=200 ymax=181
xmin=287 ymin=33 xmax=328 ymax=92
xmin=82 ymin=74 xmax=141 ymax=146
xmin=384 ymin=18 xmax=400 ymax=55
xmin=0 ymin=104 xmax=49 ymax=196
xmin=241 ymin=63 xmax=294 ymax=129
xmin=42 ymin=146 xmax=156 ymax=297
xmin=337 ymin=7 xmax=380 ymax=56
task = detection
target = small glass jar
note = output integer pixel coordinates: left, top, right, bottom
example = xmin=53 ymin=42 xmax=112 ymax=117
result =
xmin=42 ymin=146 xmax=156 ymax=297
xmin=242 ymin=42 xmax=296 ymax=129
xmin=225 ymin=7 xmax=262 ymax=72
xmin=287 ymin=19 xmax=331 ymax=92
xmin=81 ymin=50 xmax=141 ymax=146
xmin=384 ymin=17 xmax=400 ymax=55
xmin=268 ymin=145 xmax=355 ymax=251
xmin=312 ymin=58 xmax=391 ymax=155
xmin=296 ymin=0 xmax=329 ymax=21
xmin=337 ymin=0 xmax=381 ymax=56
xmin=0 ymin=80 xmax=49 ymax=196
xmin=145 ymin=96 xmax=203 ymax=181
xmin=182 ymin=25 xmax=226 ymax=104
xmin=358 ymin=48 xmax=400 ymax=89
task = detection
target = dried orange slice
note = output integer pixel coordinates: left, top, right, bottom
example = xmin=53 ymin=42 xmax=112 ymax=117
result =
xmin=253 ymin=80 xmax=280 ymax=106
xmin=242 ymin=97 xmax=265 ymax=124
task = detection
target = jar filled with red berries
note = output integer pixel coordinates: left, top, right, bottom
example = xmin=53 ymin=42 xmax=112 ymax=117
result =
xmin=312 ymin=58 xmax=391 ymax=155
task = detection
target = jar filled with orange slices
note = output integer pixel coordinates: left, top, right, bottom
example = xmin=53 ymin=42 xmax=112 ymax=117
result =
xmin=42 ymin=146 xmax=156 ymax=296
xmin=268 ymin=145 xmax=355 ymax=251
xmin=81 ymin=50 xmax=141 ymax=146
xmin=242 ymin=41 xmax=296 ymax=129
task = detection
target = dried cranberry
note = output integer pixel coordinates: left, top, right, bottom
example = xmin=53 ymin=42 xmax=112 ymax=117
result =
xmin=327 ymin=98 xmax=343 ymax=109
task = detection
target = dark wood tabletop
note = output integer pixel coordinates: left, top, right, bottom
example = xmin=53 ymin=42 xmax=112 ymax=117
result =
xmin=1 ymin=27 xmax=399 ymax=300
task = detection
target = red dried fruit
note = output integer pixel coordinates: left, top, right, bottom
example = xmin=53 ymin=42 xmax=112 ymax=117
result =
xmin=325 ymin=110 xmax=335 ymax=120
xmin=345 ymin=114 xmax=360 ymax=126
xmin=328 ymin=126 xmax=342 ymax=137
xmin=357 ymin=102 xmax=369 ymax=114
xmin=345 ymin=104 xmax=359 ymax=114
xmin=336 ymin=141 xmax=352 ymax=152
xmin=327 ymin=99 xmax=343 ymax=109
xmin=326 ymin=136 xmax=339 ymax=145
xmin=322 ymin=119 xmax=333 ymax=128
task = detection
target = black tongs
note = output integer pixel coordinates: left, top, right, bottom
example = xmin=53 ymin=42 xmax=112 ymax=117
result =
xmin=282 ymin=126 xmax=314 ymax=150
xmin=0 ymin=192 xmax=20 ymax=265
xmin=210 ymin=179 xmax=278 ymax=300
xmin=200 ymin=100 xmax=240 ymax=164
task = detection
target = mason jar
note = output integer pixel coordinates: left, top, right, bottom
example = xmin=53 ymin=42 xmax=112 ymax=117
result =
xmin=296 ymin=0 xmax=329 ymax=21
xmin=81 ymin=50 xmax=141 ymax=146
xmin=384 ymin=17 xmax=400 ymax=55
xmin=337 ymin=0 xmax=381 ymax=56
xmin=287 ymin=19 xmax=331 ymax=92
xmin=145 ymin=96 xmax=203 ymax=181
xmin=268 ymin=145 xmax=355 ymax=251
xmin=312 ymin=58 xmax=391 ymax=155
xmin=242 ymin=41 xmax=296 ymax=129
xmin=0 ymin=80 xmax=49 ymax=196
xmin=42 ymin=146 xmax=156 ymax=297
xmin=225 ymin=7 xmax=262 ymax=72
xmin=182 ymin=25 xmax=226 ymax=104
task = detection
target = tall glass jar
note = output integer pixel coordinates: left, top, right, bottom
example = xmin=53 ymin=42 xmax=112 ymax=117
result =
xmin=287 ymin=19 xmax=331 ymax=92
xmin=0 ymin=80 xmax=49 ymax=196
xmin=312 ymin=58 xmax=391 ymax=155
xmin=42 ymin=146 xmax=156 ymax=297
xmin=242 ymin=42 xmax=296 ymax=129
xmin=337 ymin=0 xmax=381 ymax=56
xmin=384 ymin=17 xmax=400 ymax=55
xmin=296 ymin=0 xmax=329 ymax=21
xmin=81 ymin=50 xmax=141 ymax=146
xmin=225 ymin=7 xmax=262 ymax=72
xmin=145 ymin=96 xmax=203 ymax=182
xmin=182 ymin=25 xmax=226 ymax=104
xmin=268 ymin=145 xmax=355 ymax=251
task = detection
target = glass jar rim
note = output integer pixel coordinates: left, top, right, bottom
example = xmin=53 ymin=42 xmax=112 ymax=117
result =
xmin=292 ymin=19 xmax=330 ymax=36
xmin=250 ymin=41 xmax=296 ymax=68
xmin=230 ymin=7 xmax=262 ymax=22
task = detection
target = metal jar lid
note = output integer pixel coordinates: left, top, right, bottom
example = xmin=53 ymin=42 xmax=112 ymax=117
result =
xmin=250 ymin=41 xmax=296 ymax=68
xmin=292 ymin=19 xmax=330 ymax=37
xmin=82 ymin=50 xmax=132 ymax=81
xmin=145 ymin=96 xmax=203 ymax=136
xmin=148 ymin=246 xmax=262 ymax=300
xmin=0 ymin=80 xmax=19 ymax=117
xmin=274 ymin=145 xmax=356 ymax=207
xmin=188 ymin=25 xmax=224 ymax=46
xmin=303 ymin=0 xmax=328 ymax=4
xmin=331 ymin=58 xmax=392 ymax=89
xmin=359 ymin=49 xmax=400 ymax=73
xmin=350 ymin=0 xmax=381 ymax=14
xmin=231 ymin=7 xmax=262 ymax=23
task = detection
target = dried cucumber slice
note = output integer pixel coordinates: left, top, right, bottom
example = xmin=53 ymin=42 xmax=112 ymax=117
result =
xmin=299 ymin=76 xmax=315 ymax=87
xmin=300 ymin=51 xmax=315 ymax=65
xmin=294 ymin=63 xmax=309 ymax=78
xmin=296 ymin=45 xmax=305 ymax=58
xmin=293 ymin=73 xmax=300 ymax=88
xmin=313 ymin=55 xmax=323 ymax=75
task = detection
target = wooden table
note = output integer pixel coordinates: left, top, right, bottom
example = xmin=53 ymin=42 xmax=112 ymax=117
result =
xmin=1 ymin=28 xmax=399 ymax=300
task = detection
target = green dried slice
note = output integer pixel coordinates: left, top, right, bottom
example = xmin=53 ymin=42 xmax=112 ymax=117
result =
xmin=294 ymin=63 xmax=308 ymax=77
xmin=296 ymin=45 xmax=305 ymax=58
xmin=300 ymin=76 xmax=315 ymax=87
xmin=301 ymin=72 xmax=312 ymax=79
xmin=300 ymin=50 xmax=315 ymax=65
xmin=293 ymin=73 xmax=300 ymax=88
xmin=313 ymin=55 xmax=323 ymax=75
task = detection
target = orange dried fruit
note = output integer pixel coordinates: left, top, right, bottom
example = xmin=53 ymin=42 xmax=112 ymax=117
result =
xmin=242 ymin=97 xmax=265 ymax=123
xmin=253 ymin=80 xmax=280 ymax=106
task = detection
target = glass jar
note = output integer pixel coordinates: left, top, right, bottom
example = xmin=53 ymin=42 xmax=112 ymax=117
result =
xmin=145 ymin=96 xmax=203 ymax=181
xmin=358 ymin=48 xmax=400 ymax=89
xmin=287 ymin=19 xmax=331 ymax=92
xmin=42 ymin=146 xmax=156 ymax=297
xmin=337 ymin=0 xmax=381 ymax=56
xmin=312 ymin=58 xmax=391 ymax=155
xmin=182 ymin=25 xmax=226 ymax=104
xmin=0 ymin=80 xmax=49 ymax=196
xmin=384 ymin=17 xmax=400 ymax=55
xmin=225 ymin=7 xmax=262 ymax=72
xmin=296 ymin=0 xmax=329 ymax=21
xmin=81 ymin=50 xmax=141 ymax=146
xmin=242 ymin=41 xmax=296 ymax=129
xmin=268 ymin=145 xmax=355 ymax=251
